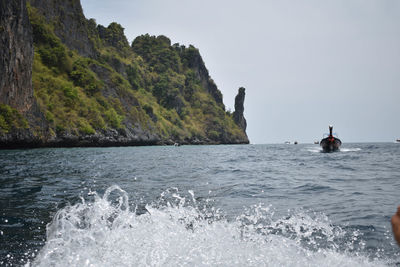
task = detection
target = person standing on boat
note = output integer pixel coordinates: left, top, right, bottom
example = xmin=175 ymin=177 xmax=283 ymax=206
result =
xmin=328 ymin=125 xmax=334 ymax=142
xmin=392 ymin=206 xmax=400 ymax=246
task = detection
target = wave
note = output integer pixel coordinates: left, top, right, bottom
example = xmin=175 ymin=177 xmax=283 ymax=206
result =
xmin=28 ymin=186 xmax=389 ymax=267
xmin=340 ymin=148 xmax=362 ymax=152
xmin=307 ymin=147 xmax=323 ymax=153
xmin=307 ymin=147 xmax=362 ymax=153
xmin=294 ymin=183 xmax=338 ymax=193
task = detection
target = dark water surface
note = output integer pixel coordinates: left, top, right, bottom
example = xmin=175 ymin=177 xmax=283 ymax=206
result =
xmin=0 ymin=143 xmax=399 ymax=266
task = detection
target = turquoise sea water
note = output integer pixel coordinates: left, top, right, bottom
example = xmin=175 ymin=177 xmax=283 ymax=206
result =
xmin=0 ymin=143 xmax=399 ymax=266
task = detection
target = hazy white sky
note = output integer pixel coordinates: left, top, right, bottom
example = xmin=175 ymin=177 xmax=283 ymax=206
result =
xmin=81 ymin=0 xmax=400 ymax=143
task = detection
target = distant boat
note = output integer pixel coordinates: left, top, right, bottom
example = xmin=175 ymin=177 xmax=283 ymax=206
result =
xmin=314 ymin=141 xmax=319 ymax=144
xmin=294 ymin=141 xmax=298 ymax=145
xmin=320 ymin=125 xmax=341 ymax=152
xmin=284 ymin=141 xmax=291 ymax=144
xmin=396 ymin=139 xmax=400 ymax=143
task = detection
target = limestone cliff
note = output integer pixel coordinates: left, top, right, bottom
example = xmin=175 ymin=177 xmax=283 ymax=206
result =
xmin=28 ymin=0 xmax=96 ymax=57
xmin=179 ymin=46 xmax=223 ymax=106
xmin=0 ymin=0 xmax=34 ymax=112
xmin=0 ymin=0 xmax=249 ymax=148
xmin=0 ymin=0 xmax=49 ymax=147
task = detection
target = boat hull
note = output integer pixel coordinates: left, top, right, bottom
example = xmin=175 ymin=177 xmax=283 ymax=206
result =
xmin=320 ymin=137 xmax=341 ymax=152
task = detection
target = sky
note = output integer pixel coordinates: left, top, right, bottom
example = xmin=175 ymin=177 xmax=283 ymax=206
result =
xmin=80 ymin=0 xmax=400 ymax=144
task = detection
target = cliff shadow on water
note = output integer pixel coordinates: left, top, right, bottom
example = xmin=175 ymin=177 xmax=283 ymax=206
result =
xmin=0 ymin=0 xmax=249 ymax=148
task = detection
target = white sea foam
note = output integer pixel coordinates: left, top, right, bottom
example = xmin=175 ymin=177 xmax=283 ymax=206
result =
xmin=340 ymin=148 xmax=362 ymax=152
xmin=307 ymin=147 xmax=362 ymax=153
xmin=307 ymin=146 xmax=322 ymax=153
xmin=29 ymin=186 xmax=388 ymax=267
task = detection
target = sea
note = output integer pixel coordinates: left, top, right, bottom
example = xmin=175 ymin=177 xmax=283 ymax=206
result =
xmin=0 ymin=143 xmax=399 ymax=266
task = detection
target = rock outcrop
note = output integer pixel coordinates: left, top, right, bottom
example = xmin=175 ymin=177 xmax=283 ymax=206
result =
xmin=233 ymin=87 xmax=247 ymax=132
xmin=181 ymin=45 xmax=223 ymax=106
xmin=97 ymin=23 xmax=130 ymax=53
xmin=28 ymin=0 xmax=96 ymax=57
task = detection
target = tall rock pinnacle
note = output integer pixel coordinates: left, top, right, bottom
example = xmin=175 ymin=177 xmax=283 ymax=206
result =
xmin=233 ymin=87 xmax=247 ymax=132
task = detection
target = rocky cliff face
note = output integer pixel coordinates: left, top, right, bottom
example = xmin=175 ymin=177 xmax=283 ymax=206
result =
xmin=0 ymin=0 xmax=34 ymax=113
xmin=182 ymin=47 xmax=223 ymax=106
xmin=0 ymin=0 xmax=249 ymax=148
xmin=233 ymin=87 xmax=247 ymax=132
xmin=28 ymin=0 xmax=95 ymax=57
xmin=0 ymin=0 xmax=49 ymax=147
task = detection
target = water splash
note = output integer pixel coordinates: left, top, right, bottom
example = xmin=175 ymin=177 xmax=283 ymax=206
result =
xmin=307 ymin=146 xmax=323 ymax=153
xmin=340 ymin=148 xmax=362 ymax=152
xmin=28 ymin=186 xmax=389 ymax=267
xmin=307 ymin=147 xmax=362 ymax=153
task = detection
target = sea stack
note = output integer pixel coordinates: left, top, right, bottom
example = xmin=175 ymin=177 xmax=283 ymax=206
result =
xmin=233 ymin=87 xmax=247 ymax=132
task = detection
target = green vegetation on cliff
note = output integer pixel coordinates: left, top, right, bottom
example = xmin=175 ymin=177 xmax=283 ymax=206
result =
xmin=0 ymin=104 xmax=28 ymax=134
xmin=23 ymin=2 xmax=247 ymax=145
